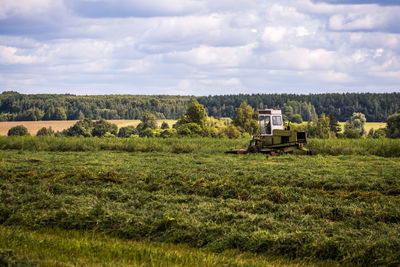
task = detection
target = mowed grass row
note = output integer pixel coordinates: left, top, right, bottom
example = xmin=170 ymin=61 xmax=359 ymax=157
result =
xmin=0 ymin=150 xmax=399 ymax=265
xmin=0 ymin=225 xmax=319 ymax=266
xmin=1 ymin=136 xmax=400 ymax=157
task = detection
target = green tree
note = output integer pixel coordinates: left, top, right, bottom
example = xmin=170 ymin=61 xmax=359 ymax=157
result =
xmin=328 ymin=112 xmax=341 ymax=136
xmin=386 ymin=113 xmax=400 ymax=138
xmin=175 ymin=101 xmax=208 ymax=128
xmin=92 ymin=119 xmax=118 ymax=137
xmin=53 ymin=107 xmax=67 ymax=120
xmin=63 ymin=118 xmax=95 ymax=137
xmin=137 ymin=113 xmax=157 ymax=133
xmin=344 ymin=112 xmax=366 ymax=137
xmin=36 ymin=127 xmax=55 ymax=136
xmin=233 ymin=102 xmax=259 ymax=135
xmin=8 ymin=125 xmax=29 ymax=136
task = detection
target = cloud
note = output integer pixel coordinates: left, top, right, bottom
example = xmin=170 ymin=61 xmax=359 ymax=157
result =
xmin=312 ymin=0 xmax=400 ymax=6
xmin=0 ymin=0 xmax=399 ymax=94
xmin=0 ymin=45 xmax=44 ymax=64
xmin=66 ymin=0 xmax=204 ymax=18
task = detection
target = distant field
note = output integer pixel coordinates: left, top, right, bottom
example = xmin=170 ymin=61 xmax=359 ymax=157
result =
xmin=0 ymin=120 xmax=176 ymax=136
xmin=338 ymin=122 xmax=386 ymax=133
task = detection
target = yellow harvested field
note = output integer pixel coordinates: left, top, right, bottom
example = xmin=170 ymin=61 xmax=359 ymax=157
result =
xmin=338 ymin=122 xmax=386 ymax=133
xmin=0 ymin=120 xmax=177 ymax=136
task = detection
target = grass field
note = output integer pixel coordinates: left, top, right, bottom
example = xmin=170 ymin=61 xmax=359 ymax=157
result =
xmin=0 ymin=120 xmax=177 ymax=136
xmin=0 ymin=137 xmax=399 ymax=265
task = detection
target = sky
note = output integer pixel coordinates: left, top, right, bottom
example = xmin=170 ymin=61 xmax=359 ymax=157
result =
xmin=0 ymin=0 xmax=399 ymax=95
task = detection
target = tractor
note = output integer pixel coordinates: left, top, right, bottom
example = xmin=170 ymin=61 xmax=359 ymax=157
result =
xmin=227 ymin=109 xmax=314 ymax=155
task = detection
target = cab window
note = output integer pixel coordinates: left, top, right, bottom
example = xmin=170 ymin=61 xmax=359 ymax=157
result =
xmin=259 ymin=116 xmax=271 ymax=135
xmin=272 ymin=116 xmax=282 ymax=126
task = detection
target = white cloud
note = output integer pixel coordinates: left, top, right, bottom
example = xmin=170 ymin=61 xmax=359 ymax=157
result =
xmin=0 ymin=0 xmax=64 ymax=19
xmin=262 ymin=27 xmax=287 ymax=43
xmin=165 ymin=45 xmax=253 ymax=67
xmin=0 ymin=0 xmax=399 ymax=94
xmin=0 ymin=45 xmax=43 ymax=64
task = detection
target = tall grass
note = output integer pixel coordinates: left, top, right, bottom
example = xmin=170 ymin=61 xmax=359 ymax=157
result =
xmin=308 ymin=138 xmax=400 ymax=157
xmin=1 ymin=136 xmax=400 ymax=157
xmin=0 ymin=225 xmax=317 ymax=266
xmin=0 ymin=136 xmax=249 ymax=154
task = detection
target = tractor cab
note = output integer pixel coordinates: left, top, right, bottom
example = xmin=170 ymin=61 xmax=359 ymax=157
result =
xmin=258 ymin=109 xmax=284 ymax=136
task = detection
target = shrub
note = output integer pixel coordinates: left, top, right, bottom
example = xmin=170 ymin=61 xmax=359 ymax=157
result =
xmin=386 ymin=113 xmax=400 ymax=138
xmin=63 ymin=118 xmax=95 ymax=137
xmin=220 ymin=124 xmax=241 ymax=139
xmin=92 ymin=119 xmax=118 ymax=137
xmin=160 ymin=129 xmax=177 ymax=138
xmin=177 ymin=123 xmax=201 ymax=136
xmin=36 ymin=127 xmax=55 ymax=136
xmin=161 ymin=122 xmax=170 ymax=129
xmin=8 ymin=125 xmax=30 ymax=136
xmin=137 ymin=114 xmax=158 ymax=133
xmin=367 ymin=128 xmax=386 ymax=139
xmin=118 ymin=126 xmax=137 ymax=138
xmin=139 ymin=128 xmax=155 ymax=137
xmin=344 ymin=129 xmax=361 ymax=139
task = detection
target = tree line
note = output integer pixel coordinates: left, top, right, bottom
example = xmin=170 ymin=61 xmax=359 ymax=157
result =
xmin=7 ymin=100 xmax=400 ymax=139
xmin=1 ymin=91 xmax=399 ymax=122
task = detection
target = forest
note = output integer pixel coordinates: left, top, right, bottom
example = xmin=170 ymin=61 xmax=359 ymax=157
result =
xmin=0 ymin=91 xmax=399 ymax=122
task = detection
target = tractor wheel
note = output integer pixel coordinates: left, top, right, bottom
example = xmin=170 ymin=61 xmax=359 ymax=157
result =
xmin=248 ymin=145 xmax=259 ymax=153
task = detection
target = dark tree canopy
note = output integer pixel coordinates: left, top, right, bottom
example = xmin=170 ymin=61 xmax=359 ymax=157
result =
xmin=8 ymin=125 xmax=29 ymax=136
xmin=118 ymin=126 xmax=137 ymax=138
xmin=1 ymin=91 xmax=399 ymax=122
xmin=386 ymin=113 xmax=400 ymax=138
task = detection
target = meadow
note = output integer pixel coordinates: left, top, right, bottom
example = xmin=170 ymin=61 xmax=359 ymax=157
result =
xmin=0 ymin=137 xmax=399 ymax=266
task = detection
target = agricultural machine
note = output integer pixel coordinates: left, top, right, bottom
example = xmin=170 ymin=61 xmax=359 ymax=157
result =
xmin=227 ymin=109 xmax=314 ymax=155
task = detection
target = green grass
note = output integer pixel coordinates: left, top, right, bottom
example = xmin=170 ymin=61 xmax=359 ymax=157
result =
xmin=0 ymin=145 xmax=399 ymax=265
xmin=1 ymin=136 xmax=400 ymax=157
xmin=0 ymin=226 xmax=327 ymax=266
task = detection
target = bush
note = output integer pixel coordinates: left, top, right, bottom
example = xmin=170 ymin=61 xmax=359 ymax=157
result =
xmin=139 ymin=128 xmax=155 ymax=137
xmin=137 ymin=114 xmax=158 ymax=133
xmin=220 ymin=124 xmax=241 ymax=139
xmin=161 ymin=122 xmax=170 ymax=129
xmin=63 ymin=118 xmax=94 ymax=137
xmin=92 ymin=119 xmax=118 ymax=137
xmin=160 ymin=129 xmax=177 ymax=138
xmin=8 ymin=125 xmax=30 ymax=136
xmin=118 ymin=126 xmax=137 ymax=138
xmin=36 ymin=127 xmax=55 ymax=136
xmin=386 ymin=113 xmax=400 ymax=138
xmin=177 ymin=123 xmax=201 ymax=136
xmin=343 ymin=129 xmax=361 ymax=139
xmin=367 ymin=128 xmax=386 ymax=139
